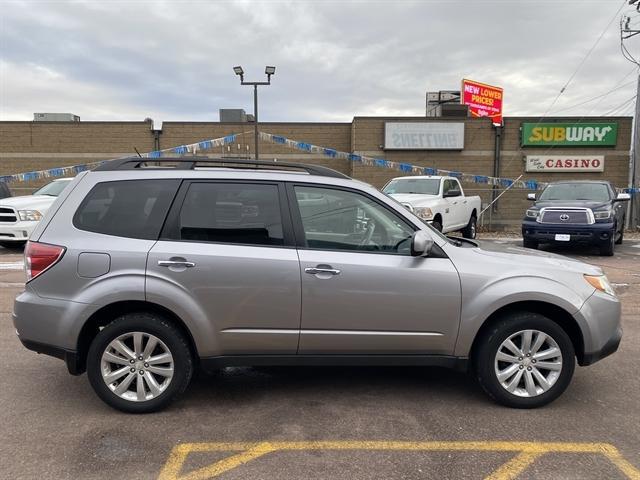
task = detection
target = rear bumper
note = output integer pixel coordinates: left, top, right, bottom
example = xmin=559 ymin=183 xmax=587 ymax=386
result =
xmin=521 ymin=220 xmax=615 ymax=246
xmin=18 ymin=337 xmax=83 ymax=374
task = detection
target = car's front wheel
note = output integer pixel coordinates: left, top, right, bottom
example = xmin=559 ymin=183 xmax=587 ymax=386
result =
xmin=475 ymin=312 xmax=575 ymax=408
xmin=87 ymin=312 xmax=193 ymax=413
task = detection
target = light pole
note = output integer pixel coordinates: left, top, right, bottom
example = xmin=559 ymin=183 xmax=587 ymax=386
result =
xmin=233 ymin=66 xmax=275 ymax=160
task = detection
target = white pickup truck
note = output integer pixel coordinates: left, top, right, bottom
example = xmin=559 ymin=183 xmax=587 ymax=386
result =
xmin=382 ymin=176 xmax=481 ymax=238
xmin=0 ymin=178 xmax=73 ymax=248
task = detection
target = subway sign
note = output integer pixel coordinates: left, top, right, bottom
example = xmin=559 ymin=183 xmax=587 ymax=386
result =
xmin=522 ymin=122 xmax=618 ymax=147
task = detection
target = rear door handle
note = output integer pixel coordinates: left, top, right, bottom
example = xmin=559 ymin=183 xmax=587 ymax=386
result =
xmin=305 ymin=267 xmax=341 ymax=275
xmin=158 ymin=260 xmax=196 ymax=268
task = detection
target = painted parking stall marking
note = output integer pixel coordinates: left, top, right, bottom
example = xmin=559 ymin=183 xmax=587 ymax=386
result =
xmin=158 ymin=441 xmax=640 ymax=480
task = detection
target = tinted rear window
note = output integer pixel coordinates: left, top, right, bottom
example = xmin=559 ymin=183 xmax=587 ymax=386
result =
xmin=73 ymin=180 xmax=180 ymax=240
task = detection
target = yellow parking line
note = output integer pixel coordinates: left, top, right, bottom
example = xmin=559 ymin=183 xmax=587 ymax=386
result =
xmin=157 ymin=441 xmax=640 ymax=480
xmin=485 ymin=451 xmax=543 ymax=480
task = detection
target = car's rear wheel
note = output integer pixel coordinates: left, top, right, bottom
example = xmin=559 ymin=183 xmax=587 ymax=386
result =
xmin=461 ymin=214 xmax=477 ymax=239
xmin=87 ymin=312 xmax=193 ymax=413
xmin=475 ymin=312 xmax=575 ymax=408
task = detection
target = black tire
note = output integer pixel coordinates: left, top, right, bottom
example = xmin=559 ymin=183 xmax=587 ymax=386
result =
xmin=615 ymin=222 xmax=624 ymax=245
xmin=522 ymin=238 xmax=538 ymax=249
xmin=475 ymin=312 xmax=575 ymax=409
xmin=461 ymin=215 xmax=477 ymax=239
xmin=87 ymin=312 xmax=193 ymax=413
xmin=0 ymin=241 xmax=26 ymax=249
xmin=600 ymin=231 xmax=615 ymax=256
xmin=431 ymin=218 xmax=443 ymax=232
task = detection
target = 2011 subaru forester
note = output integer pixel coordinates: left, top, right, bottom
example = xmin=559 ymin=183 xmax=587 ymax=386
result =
xmin=14 ymin=158 xmax=622 ymax=412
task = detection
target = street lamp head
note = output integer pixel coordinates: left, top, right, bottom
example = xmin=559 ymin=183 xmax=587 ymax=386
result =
xmin=233 ymin=66 xmax=244 ymax=76
xmin=265 ymin=66 xmax=276 ymax=76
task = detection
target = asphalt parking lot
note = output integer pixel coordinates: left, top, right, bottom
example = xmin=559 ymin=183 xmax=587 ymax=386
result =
xmin=0 ymin=240 xmax=638 ymax=480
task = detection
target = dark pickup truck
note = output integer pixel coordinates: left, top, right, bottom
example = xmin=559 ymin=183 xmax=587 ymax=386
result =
xmin=521 ymin=180 xmax=631 ymax=256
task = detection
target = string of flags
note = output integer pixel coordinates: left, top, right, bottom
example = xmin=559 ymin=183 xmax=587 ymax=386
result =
xmin=0 ymin=133 xmax=245 ymax=184
xmin=259 ymin=132 xmax=640 ymax=196
xmin=1 ymin=129 xmax=638 ymax=196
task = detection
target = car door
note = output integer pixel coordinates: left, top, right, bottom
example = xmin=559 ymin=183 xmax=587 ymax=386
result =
xmin=289 ymin=183 xmax=461 ymax=355
xmin=443 ymin=179 xmax=464 ymax=229
xmin=146 ymin=180 xmax=301 ymax=356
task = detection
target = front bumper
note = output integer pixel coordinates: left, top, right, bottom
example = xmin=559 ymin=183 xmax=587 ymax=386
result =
xmin=0 ymin=220 xmax=37 ymax=242
xmin=522 ymin=220 xmax=615 ymax=246
xmin=575 ymin=290 xmax=622 ymax=366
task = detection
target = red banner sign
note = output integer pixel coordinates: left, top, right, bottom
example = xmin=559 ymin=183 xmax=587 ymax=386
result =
xmin=461 ymin=79 xmax=503 ymax=126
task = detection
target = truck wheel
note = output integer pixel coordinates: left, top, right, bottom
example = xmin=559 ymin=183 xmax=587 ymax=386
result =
xmin=600 ymin=232 xmax=615 ymax=256
xmin=87 ymin=312 xmax=193 ymax=413
xmin=523 ymin=239 xmax=538 ymax=249
xmin=431 ymin=218 xmax=443 ymax=232
xmin=462 ymin=215 xmax=477 ymax=239
xmin=615 ymin=222 xmax=624 ymax=245
xmin=475 ymin=312 xmax=575 ymax=409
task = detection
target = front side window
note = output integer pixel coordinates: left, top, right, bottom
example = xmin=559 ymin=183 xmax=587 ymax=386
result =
xmin=294 ymin=186 xmax=414 ymax=254
xmin=383 ymin=178 xmax=440 ymax=195
xmin=177 ymin=182 xmax=284 ymax=246
xmin=74 ymin=179 xmax=180 ymax=240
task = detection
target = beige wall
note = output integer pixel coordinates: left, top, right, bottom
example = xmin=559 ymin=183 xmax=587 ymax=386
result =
xmin=0 ymin=116 xmax=631 ymax=226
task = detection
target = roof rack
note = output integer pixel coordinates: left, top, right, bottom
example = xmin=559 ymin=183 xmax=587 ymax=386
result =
xmin=94 ymin=157 xmax=350 ymax=179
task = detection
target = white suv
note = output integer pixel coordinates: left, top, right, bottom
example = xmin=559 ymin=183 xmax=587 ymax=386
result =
xmin=0 ymin=178 xmax=73 ymax=248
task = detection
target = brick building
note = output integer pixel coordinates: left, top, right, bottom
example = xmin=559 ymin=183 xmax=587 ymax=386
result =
xmin=0 ymin=115 xmax=632 ymax=227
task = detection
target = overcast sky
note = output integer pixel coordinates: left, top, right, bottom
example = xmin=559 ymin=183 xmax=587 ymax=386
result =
xmin=1 ymin=0 xmax=640 ymax=124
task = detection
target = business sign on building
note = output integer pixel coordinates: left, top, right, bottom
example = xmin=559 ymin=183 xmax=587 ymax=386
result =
xmin=522 ymin=122 xmax=618 ymax=147
xmin=526 ymin=155 xmax=605 ymax=172
xmin=384 ymin=122 xmax=464 ymax=150
xmin=461 ymin=79 xmax=503 ymax=125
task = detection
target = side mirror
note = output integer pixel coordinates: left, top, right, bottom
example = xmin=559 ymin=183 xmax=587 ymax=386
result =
xmin=527 ymin=193 xmax=536 ymax=201
xmin=444 ymin=189 xmax=461 ymax=198
xmin=411 ymin=230 xmax=434 ymax=257
xmin=615 ymin=192 xmax=631 ymax=202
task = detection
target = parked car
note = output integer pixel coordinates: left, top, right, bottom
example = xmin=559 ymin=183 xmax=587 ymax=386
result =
xmin=382 ymin=176 xmax=481 ymax=238
xmin=0 ymin=182 xmax=11 ymax=200
xmin=14 ymin=158 xmax=621 ymax=412
xmin=0 ymin=178 xmax=73 ymax=249
xmin=522 ymin=181 xmax=630 ymax=256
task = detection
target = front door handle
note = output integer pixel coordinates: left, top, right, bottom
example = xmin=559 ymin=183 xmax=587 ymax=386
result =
xmin=305 ymin=266 xmax=341 ymax=275
xmin=158 ymin=260 xmax=196 ymax=268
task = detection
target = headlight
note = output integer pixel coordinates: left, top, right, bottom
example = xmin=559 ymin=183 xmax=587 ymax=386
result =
xmin=18 ymin=210 xmax=42 ymax=222
xmin=525 ymin=209 xmax=539 ymax=219
xmin=584 ymin=274 xmax=616 ymax=296
xmin=593 ymin=210 xmax=612 ymax=220
xmin=414 ymin=207 xmax=434 ymax=220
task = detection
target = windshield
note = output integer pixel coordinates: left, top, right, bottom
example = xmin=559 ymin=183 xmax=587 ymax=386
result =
xmin=538 ymin=183 xmax=611 ymax=202
xmin=33 ymin=180 xmax=71 ymax=197
xmin=383 ymin=178 xmax=440 ymax=195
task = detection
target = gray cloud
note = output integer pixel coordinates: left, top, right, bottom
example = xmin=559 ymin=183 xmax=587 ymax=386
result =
xmin=1 ymin=0 xmax=638 ymax=123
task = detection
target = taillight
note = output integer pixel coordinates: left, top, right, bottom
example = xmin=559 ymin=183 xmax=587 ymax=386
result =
xmin=25 ymin=241 xmax=66 ymax=282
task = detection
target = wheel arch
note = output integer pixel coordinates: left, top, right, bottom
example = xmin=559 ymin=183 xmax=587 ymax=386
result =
xmin=468 ymin=300 xmax=585 ymax=369
xmin=75 ymin=300 xmax=198 ymax=375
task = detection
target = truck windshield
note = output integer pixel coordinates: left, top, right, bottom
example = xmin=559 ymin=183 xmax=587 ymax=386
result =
xmin=538 ymin=183 xmax=610 ymax=202
xmin=33 ymin=180 xmax=71 ymax=197
xmin=383 ymin=178 xmax=440 ymax=195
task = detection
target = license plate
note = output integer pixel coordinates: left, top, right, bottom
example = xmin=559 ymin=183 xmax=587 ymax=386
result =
xmin=555 ymin=234 xmax=570 ymax=242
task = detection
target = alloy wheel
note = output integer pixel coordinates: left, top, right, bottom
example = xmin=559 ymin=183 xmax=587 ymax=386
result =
xmin=100 ymin=331 xmax=174 ymax=402
xmin=494 ymin=329 xmax=563 ymax=397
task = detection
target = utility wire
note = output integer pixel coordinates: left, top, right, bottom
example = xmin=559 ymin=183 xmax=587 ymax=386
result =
xmin=537 ymin=0 xmax=628 ymax=120
xmin=601 ymin=95 xmax=637 ymax=116
xmin=552 ymin=78 xmax=636 ymax=113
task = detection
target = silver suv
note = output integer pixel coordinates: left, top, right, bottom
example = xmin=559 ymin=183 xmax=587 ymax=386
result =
xmin=13 ymin=158 xmax=622 ymax=412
